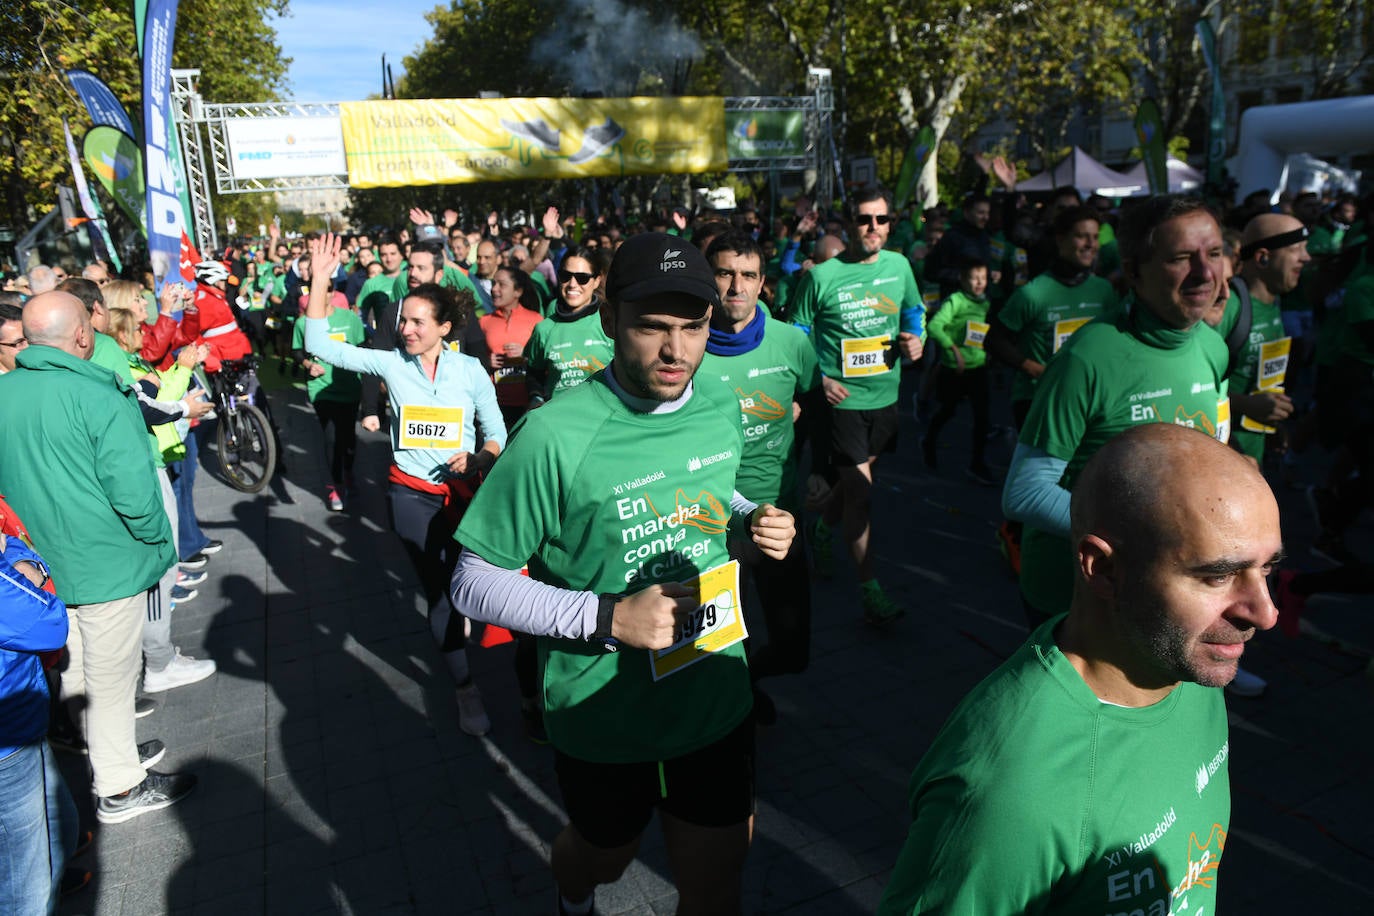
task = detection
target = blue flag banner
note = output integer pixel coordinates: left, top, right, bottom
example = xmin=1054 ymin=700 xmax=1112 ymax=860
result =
xmin=66 ymin=69 xmax=138 ymax=139
xmin=140 ymin=0 xmax=184 ymax=289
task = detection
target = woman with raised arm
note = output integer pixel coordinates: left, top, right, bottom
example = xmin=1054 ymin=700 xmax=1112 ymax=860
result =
xmin=303 ymin=233 xmax=506 ymax=737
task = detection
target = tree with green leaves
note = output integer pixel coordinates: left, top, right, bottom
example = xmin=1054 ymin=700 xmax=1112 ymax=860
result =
xmin=1 ymin=0 xmax=289 ymax=233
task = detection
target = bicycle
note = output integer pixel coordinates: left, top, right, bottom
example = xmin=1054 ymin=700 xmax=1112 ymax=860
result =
xmin=207 ymin=355 xmax=278 ymax=493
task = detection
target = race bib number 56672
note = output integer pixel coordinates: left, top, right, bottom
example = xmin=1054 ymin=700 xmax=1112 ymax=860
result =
xmin=398 ymin=404 xmax=463 ymax=450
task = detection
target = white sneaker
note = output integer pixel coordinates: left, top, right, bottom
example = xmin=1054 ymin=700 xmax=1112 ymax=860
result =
xmin=144 ymin=649 xmax=217 ymax=693
xmin=1226 ymin=666 xmax=1267 ymax=698
xmin=456 ymin=684 xmax=491 ymax=737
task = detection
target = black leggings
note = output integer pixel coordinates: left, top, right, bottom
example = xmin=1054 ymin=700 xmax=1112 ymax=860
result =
xmin=927 ymin=365 xmax=990 ymax=466
xmin=388 ymin=484 xmax=466 ymax=651
xmin=312 ymin=398 xmax=358 ymax=488
xmin=742 ymin=527 xmax=812 ymax=681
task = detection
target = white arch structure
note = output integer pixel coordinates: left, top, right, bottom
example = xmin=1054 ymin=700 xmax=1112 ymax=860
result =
xmin=1232 ymin=95 xmax=1374 ymax=204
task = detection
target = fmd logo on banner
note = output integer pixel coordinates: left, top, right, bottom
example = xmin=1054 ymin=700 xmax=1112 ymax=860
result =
xmin=225 ymin=117 xmax=348 ymax=180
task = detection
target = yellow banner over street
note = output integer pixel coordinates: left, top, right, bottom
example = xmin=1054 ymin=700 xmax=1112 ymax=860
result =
xmin=339 ymin=97 xmax=727 ymax=187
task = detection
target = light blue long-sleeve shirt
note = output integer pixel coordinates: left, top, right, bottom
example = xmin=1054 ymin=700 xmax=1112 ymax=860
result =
xmin=305 ymin=318 xmax=506 ymax=481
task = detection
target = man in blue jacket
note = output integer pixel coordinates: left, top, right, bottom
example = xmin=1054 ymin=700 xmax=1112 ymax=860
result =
xmin=0 ymin=532 xmax=75 ymax=915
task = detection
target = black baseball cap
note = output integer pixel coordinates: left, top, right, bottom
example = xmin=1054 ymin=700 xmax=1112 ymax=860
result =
xmin=604 ymin=232 xmax=720 ymax=310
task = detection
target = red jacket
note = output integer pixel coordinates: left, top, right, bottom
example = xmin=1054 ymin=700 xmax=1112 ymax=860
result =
xmin=194 ymin=286 xmax=252 ymax=370
xmin=141 ymin=312 xmax=202 ymax=370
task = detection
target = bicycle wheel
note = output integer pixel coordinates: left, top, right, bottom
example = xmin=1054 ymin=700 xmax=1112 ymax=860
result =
xmin=216 ymin=403 xmax=278 ymax=493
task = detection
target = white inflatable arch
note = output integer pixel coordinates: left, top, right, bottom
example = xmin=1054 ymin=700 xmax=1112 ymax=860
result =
xmin=1232 ymin=95 xmax=1374 ymax=203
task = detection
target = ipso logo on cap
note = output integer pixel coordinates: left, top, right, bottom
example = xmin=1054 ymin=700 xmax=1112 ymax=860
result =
xmin=661 ymin=248 xmax=687 ymax=272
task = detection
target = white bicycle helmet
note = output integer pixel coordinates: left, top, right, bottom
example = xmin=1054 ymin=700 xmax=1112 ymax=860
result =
xmin=194 ymin=260 xmax=229 ymax=285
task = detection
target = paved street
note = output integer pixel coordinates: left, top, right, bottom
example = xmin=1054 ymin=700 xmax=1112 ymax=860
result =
xmin=55 ymin=367 xmax=1374 ymax=914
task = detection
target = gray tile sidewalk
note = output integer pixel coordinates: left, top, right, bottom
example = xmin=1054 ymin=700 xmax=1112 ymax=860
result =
xmin=54 ymin=375 xmax=1374 ymax=914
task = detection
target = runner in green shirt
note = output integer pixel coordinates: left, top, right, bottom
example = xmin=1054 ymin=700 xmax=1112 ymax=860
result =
xmin=883 ymin=424 xmax=1281 ymax=915
xmin=1003 ymin=196 xmax=1231 ymax=625
xmin=451 ymin=233 xmax=795 ymax=916
xmin=698 ymin=231 xmax=820 ymax=725
xmin=789 ymin=188 xmax=925 ymax=625
xmin=922 ymin=259 xmax=995 ymax=483
xmin=292 ymin=297 xmax=365 ymax=511
xmin=1228 ymin=214 xmax=1310 ymax=464
xmin=525 ymin=246 xmax=613 ymax=403
xmin=987 ymin=206 xmax=1120 ymax=428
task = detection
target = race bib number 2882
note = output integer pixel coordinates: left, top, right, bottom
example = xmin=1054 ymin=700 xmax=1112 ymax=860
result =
xmin=841 ymin=336 xmax=890 ymax=378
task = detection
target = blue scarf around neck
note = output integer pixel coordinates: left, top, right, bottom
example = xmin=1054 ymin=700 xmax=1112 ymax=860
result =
xmin=706 ymin=305 xmax=766 ymax=357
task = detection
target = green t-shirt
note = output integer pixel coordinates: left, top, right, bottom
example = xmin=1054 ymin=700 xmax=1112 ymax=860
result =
xmin=1226 ymin=294 xmax=1287 ymax=462
xmin=1018 ymin=305 xmax=1229 ymax=615
xmin=788 ymin=250 xmax=923 ymax=411
xmin=454 ymin=373 xmax=752 ymax=763
xmin=357 ymin=272 xmax=401 ymax=326
xmin=879 ymin=616 xmax=1231 ymax=916
xmin=391 ymin=264 xmax=479 ymax=305
xmin=698 ymin=314 xmax=820 ymax=509
xmin=292 ymin=307 xmax=365 ymax=403
xmin=524 ymin=310 xmax=614 ymax=400
xmin=926 ymin=291 xmax=990 ymax=370
xmin=1339 ymin=273 xmax=1374 ymax=366
xmin=998 ymin=272 xmax=1120 ymax=403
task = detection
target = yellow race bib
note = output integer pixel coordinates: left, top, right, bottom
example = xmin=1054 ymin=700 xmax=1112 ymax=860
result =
xmin=1239 ymin=338 xmax=1291 ymax=435
xmin=1053 ymin=317 xmax=1092 ymax=353
xmin=965 ymin=321 xmax=989 ymax=349
xmin=398 ymin=404 xmax=464 ymax=450
xmin=840 ymin=336 xmax=890 ymax=378
xmin=1216 ymin=397 xmax=1231 ymax=444
xmin=650 ymin=560 xmax=747 ymax=681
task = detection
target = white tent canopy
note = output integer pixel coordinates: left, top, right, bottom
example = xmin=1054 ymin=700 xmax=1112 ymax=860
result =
xmin=1120 ymin=157 xmax=1205 ymax=195
xmin=1016 ymin=147 xmax=1143 ymax=197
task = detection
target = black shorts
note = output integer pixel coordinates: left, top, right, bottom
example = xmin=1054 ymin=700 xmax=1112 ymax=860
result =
xmin=554 ymin=718 xmax=755 ymax=849
xmin=827 ymin=403 xmax=899 ymax=466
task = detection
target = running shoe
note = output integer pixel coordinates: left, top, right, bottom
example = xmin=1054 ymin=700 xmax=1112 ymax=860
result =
xmin=96 ymin=771 xmax=197 ymax=824
xmin=456 ymin=683 xmax=491 ymax=737
xmin=179 ymin=553 xmax=208 ymax=571
xmin=169 ymin=584 xmax=198 ymax=604
xmin=135 ymin=696 xmax=158 ymax=719
xmin=327 ymin=486 xmax=344 ymax=512
xmin=568 ymin=118 xmax=625 ymax=164
xmin=861 ymin=581 xmax=905 ymax=627
xmin=143 ymin=649 xmax=217 ymax=693
xmin=199 ymin=539 xmax=224 ymax=555
xmin=176 ymin=569 xmax=207 ymax=587
xmin=138 ymin=738 xmax=166 ymax=769
xmin=1275 ymin=569 xmax=1307 ymax=638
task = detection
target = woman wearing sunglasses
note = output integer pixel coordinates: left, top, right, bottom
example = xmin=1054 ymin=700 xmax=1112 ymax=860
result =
xmin=524 ymin=246 xmax=614 ymax=406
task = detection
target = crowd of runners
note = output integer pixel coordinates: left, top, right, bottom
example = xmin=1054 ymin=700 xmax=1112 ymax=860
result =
xmin=1 ymin=177 xmax=1371 ymax=913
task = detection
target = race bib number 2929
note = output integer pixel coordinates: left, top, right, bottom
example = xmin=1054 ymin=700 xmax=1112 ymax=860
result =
xmin=650 ymin=560 xmax=747 ymax=681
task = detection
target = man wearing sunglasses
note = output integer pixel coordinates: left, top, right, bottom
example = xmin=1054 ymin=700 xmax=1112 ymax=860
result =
xmin=789 ymin=188 xmax=925 ymax=626
xmin=0 ymin=302 xmax=26 ymax=374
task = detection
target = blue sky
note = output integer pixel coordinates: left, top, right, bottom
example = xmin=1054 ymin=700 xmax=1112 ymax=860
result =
xmin=270 ymin=0 xmax=441 ymax=102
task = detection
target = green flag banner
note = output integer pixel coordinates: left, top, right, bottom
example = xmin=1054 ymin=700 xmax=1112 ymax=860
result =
xmin=894 ymin=126 xmax=936 ymax=211
xmin=725 ymin=110 xmax=806 ymax=160
xmin=1134 ymin=99 xmax=1169 ymax=195
xmin=1195 ymin=20 xmax=1226 ymax=190
xmin=84 ymin=126 xmax=147 ymax=236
